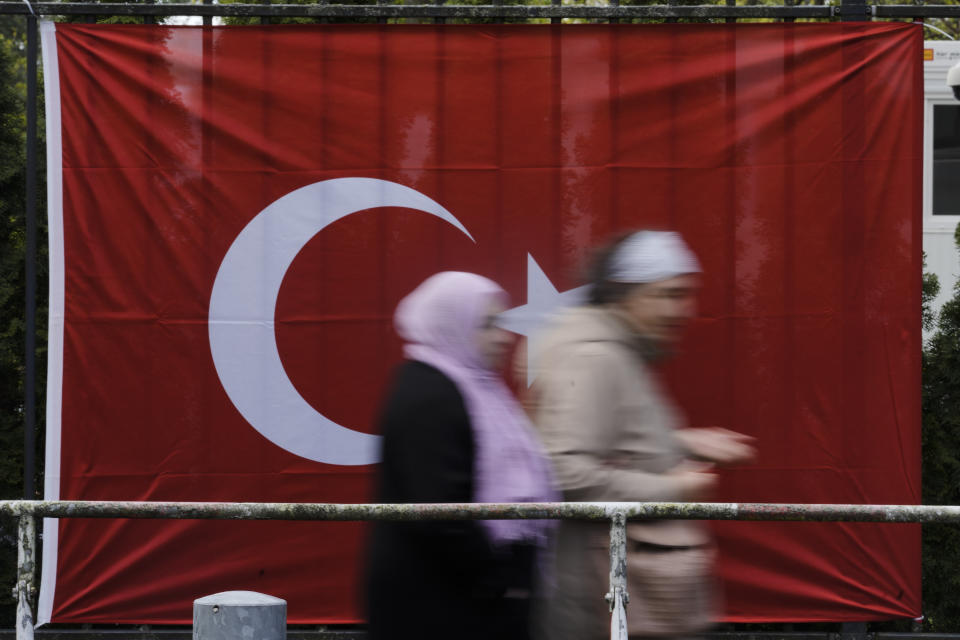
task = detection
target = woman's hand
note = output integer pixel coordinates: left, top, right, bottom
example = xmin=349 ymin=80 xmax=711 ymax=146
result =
xmin=676 ymin=427 xmax=756 ymax=466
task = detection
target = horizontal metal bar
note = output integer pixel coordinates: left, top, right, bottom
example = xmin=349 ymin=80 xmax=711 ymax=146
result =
xmin=875 ymin=4 xmax=960 ymax=17
xmin=0 ymin=634 xmax=368 ymax=640
xmin=0 ymin=2 xmax=837 ymax=18
xmin=0 ymin=500 xmax=955 ymax=522
xmin=0 ymin=633 xmax=354 ymax=640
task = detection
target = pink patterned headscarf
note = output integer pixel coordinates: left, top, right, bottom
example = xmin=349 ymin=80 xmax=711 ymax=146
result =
xmin=394 ymin=272 xmax=557 ymax=546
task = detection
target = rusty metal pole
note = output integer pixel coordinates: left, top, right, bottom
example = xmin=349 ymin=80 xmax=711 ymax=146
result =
xmin=23 ymin=10 xmax=38 ymax=503
xmin=5 ymin=500 xmax=960 ymax=523
xmin=606 ymin=511 xmax=628 ymax=640
xmin=15 ymin=514 xmax=37 ymax=640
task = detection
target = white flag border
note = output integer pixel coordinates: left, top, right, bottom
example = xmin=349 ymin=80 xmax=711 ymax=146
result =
xmin=37 ymin=18 xmax=63 ymax=628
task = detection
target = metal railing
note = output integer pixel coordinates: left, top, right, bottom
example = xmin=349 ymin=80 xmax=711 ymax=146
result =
xmin=3 ymin=500 xmax=958 ymax=640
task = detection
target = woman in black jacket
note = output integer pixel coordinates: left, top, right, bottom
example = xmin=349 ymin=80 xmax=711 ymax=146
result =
xmin=365 ymin=271 xmax=555 ymax=640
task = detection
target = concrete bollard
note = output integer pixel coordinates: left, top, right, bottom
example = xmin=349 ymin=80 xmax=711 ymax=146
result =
xmin=193 ymin=591 xmax=287 ymax=640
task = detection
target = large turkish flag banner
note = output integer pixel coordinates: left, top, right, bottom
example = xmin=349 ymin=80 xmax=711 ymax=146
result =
xmin=40 ymin=22 xmax=922 ymax=624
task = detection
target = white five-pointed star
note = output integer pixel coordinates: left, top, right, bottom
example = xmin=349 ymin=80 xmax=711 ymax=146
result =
xmin=498 ymin=254 xmax=590 ymax=386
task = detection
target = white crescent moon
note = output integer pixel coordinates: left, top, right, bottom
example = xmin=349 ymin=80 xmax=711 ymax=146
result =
xmin=208 ymin=178 xmax=475 ymax=466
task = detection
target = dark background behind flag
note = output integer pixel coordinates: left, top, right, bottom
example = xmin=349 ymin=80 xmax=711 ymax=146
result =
xmin=41 ymin=22 xmax=921 ymax=624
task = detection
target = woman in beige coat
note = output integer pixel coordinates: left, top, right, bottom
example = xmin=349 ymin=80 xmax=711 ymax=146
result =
xmin=530 ymin=231 xmax=754 ymax=640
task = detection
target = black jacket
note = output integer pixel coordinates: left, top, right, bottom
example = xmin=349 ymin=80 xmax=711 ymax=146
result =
xmin=364 ymin=361 xmax=534 ymax=640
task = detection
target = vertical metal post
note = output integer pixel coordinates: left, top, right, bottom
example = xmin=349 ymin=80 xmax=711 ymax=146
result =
xmin=665 ymin=0 xmax=678 ymax=23
xmin=606 ymin=511 xmax=628 ymax=640
xmin=783 ymin=0 xmax=796 ymax=22
xmin=24 ymin=13 xmax=38 ymax=502
xmin=16 ymin=514 xmax=37 ymax=640
xmin=841 ymin=622 xmax=869 ymax=640
xmin=203 ymin=0 xmax=212 ymax=28
xmin=260 ymin=0 xmax=270 ymax=26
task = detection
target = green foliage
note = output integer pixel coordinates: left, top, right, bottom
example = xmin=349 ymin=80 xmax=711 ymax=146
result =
xmin=923 ymin=253 xmax=940 ymax=333
xmin=0 ymin=22 xmax=28 ymax=629
xmin=221 ymin=0 xmax=381 ymax=26
xmin=219 ymin=0 xmax=554 ymax=26
xmin=56 ymin=13 xmax=156 ymax=24
xmin=0 ymin=16 xmax=46 ymax=628
xmin=922 ymin=226 xmax=960 ymax=631
xmin=913 ymin=13 xmax=960 ymax=41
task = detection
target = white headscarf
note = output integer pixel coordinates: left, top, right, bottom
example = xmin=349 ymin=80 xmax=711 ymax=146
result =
xmin=609 ymin=231 xmax=701 ymax=283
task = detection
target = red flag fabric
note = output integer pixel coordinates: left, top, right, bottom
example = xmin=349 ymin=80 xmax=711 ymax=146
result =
xmin=39 ymin=22 xmax=922 ymax=624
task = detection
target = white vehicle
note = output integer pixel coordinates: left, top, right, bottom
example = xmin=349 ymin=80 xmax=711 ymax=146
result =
xmin=923 ymin=41 xmax=960 ymax=324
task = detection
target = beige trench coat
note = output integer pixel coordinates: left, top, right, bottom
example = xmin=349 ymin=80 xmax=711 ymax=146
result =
xmin=531 ymin=306 xmax=716 ymax=640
